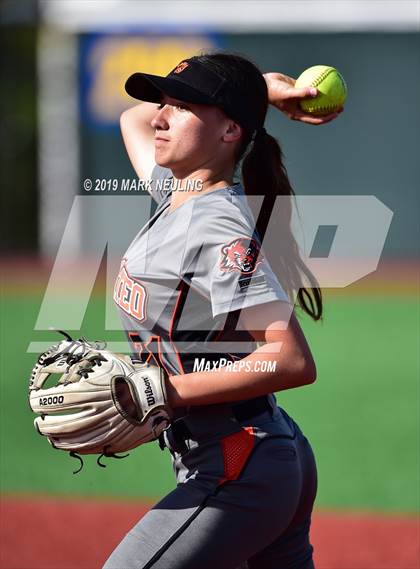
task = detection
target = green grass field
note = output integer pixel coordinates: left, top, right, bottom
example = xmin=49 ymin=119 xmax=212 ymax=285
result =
xmin=1 ymin=290 xmax=418 ymax=513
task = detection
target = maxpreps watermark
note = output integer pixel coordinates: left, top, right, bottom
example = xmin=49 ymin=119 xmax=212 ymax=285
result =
xmin=193 ymin=358 xmax=277 ymax=373
xmin=83 ymin=178 xmax=204 ymax=192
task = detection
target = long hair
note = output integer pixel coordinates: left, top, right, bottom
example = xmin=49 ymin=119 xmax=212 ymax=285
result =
xmin=193 ymin=51 xmax=323 ymax=321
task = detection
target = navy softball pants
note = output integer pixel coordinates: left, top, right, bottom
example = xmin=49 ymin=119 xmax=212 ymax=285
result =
xmin=103 ymin=408 xmax=318 ymax=569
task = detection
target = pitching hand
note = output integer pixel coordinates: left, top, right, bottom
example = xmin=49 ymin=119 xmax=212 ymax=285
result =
xmin=264 ymin=72 xmax=343 ymax=125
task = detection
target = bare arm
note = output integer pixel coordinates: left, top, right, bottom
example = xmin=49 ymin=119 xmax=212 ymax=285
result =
xmin=165 ymin=301 xmax=316 ymax=408
xmin=120 ymin=102 xmax=159 ymax=182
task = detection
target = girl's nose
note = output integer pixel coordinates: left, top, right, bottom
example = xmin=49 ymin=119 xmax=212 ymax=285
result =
xmin=151 ymin=105 xmax=169 ymax=130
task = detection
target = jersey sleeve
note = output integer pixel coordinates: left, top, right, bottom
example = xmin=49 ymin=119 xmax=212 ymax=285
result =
xmin=149 ymin=164 xmax=173 ymax=206
xmin=183 ymin=204 xmax=292 ymax=319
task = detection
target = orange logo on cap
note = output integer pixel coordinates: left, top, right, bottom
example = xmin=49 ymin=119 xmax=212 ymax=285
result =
xmin=173 ymin=61 xmax=189 ymax=74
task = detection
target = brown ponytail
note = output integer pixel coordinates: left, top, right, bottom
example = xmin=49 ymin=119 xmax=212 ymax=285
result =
xmin=242 ymin=129 xmax=323 ymax=321
xmin=194 ymin=51 xmax=323 ymax=321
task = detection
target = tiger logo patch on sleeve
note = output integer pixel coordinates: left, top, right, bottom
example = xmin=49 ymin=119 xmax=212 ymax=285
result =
xmin=219 ymin=237 xmax=264 ymax=274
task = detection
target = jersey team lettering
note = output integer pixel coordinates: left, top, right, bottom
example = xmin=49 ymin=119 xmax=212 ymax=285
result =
xmin=219 ymin=237 xmax=264 ymax=274
xmin=114 ymin=264 xmax=147 ymax=322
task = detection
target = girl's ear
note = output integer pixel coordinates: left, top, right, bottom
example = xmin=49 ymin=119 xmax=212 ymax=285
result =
xmin=222 ymin=120 xmax=242 ymax=143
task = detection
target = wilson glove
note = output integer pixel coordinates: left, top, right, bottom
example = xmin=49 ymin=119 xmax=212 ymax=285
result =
xmin=28 ymin=333 xmax=172 ymax=472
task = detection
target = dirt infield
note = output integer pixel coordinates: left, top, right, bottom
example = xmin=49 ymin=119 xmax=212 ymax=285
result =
xmin=1 ymin=496 xmax=418 ymax=569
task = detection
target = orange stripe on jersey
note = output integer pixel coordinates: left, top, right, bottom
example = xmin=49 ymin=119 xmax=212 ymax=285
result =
xmin=127 ymin=332 xmax=144 ymax=359
xmin=144 ymin=335 xmax=172 ymax=379
xmin=168 ymin=281 xmax=187 ymax=375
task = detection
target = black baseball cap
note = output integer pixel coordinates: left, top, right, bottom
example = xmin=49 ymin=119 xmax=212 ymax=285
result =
xmin=125 ymin=57 xmax=259 ymax=133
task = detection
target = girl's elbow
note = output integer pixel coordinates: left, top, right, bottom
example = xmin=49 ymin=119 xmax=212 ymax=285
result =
xmin=294 ymin=354 xmax=317 ymax=385
xmin=303 ymin=357 xmax=317 ymax=384
xmin=120 ymin=109 xmax=130 ymax=131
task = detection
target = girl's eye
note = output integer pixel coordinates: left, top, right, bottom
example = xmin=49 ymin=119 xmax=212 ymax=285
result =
xmin=157 ymin=102 xmax=189 ymax=111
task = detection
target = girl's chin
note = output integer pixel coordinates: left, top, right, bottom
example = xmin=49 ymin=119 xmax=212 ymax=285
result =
xmin=155 ymin=157 xmax=172 ymax=168
xmin=155 ymin=155 xmax=179 ymax=170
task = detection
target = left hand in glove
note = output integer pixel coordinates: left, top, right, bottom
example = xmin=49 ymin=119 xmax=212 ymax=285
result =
xmin=28 ymin=334 xmax=173 ymax=468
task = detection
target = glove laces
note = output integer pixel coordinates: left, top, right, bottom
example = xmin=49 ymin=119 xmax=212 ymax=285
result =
xmin=68 ymin=448 xmax=130 ymax=475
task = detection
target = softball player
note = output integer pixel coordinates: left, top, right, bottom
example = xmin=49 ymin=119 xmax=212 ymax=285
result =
xmin=105 ymin=52 xmax=341 ymax=569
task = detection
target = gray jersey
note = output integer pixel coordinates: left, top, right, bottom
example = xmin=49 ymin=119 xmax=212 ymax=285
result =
xmin=114 ymin=165 xmax=291 ymax=377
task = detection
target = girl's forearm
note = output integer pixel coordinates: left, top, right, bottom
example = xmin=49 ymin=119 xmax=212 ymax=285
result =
xmin=165 ymin=341 xmax=316 ymax=408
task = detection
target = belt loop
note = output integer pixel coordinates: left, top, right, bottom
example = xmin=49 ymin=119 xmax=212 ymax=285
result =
xmin=158 ymin=432 xmax=166 ymax=451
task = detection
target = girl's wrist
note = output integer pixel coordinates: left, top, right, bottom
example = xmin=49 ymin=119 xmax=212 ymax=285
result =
xmin=263 ymin=72 xmax=275 ymax=102
xmin=263 ymin=72 xmax=296 ymax=106
xmin=165 ymin=374 xmax=184 ymax=408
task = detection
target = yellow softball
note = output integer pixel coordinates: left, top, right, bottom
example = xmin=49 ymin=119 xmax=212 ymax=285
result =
xmin=295 ymin=65 xmax=347 ymax=116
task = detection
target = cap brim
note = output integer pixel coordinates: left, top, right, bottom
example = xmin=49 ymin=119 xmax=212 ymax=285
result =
xmin=125 ymin=73 xmax=216 ymax=105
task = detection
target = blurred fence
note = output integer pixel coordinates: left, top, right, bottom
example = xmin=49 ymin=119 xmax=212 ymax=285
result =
xmin=1 ymin=1 xmax=419 ymax=260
